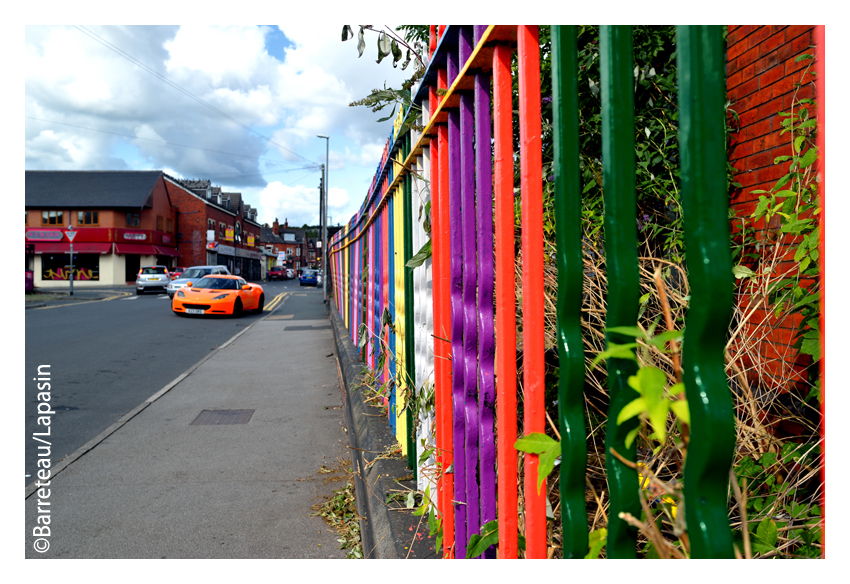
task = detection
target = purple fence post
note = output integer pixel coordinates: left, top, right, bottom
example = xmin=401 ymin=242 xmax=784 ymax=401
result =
xmin=459 ymin=26 xmax=480 ymax=554
xmin=447 ymin=40 xmax=467 ymax=558
xmin=473 ymin=23 xmax=497 ymax=560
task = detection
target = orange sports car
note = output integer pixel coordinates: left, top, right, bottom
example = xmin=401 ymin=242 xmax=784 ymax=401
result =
xmin=171 ymin=274 xmax=264 ymax=317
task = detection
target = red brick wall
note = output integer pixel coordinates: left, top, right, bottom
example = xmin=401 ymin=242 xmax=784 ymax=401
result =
xmin=726 ymin=25 xmax=819 ymax=389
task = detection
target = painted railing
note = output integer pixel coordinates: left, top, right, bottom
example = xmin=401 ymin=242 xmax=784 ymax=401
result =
xmin=328 ymin=25 xmax=735 ymax=559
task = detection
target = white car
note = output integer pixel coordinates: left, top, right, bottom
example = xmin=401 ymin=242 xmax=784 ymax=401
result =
xmin=166 ymin=265 xmax=230 ymax=298
xmin=136 ymin=266 xmax=170 ymax=295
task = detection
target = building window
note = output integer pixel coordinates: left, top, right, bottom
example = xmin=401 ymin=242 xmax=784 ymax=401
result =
xmin=42 ymin=211 xmax=64 ymax=225
xmin=166 ymin=218 xmax=173 ymax=233
xmin=126 ymin=213 xmax=140 ymax=227
xmin=77 ymin=211 xmax=99 ymax=225
xmin=219 ymin=222 xmax=225 ymax=237
xmin=156 ymin=216 xmax=163 ymax=231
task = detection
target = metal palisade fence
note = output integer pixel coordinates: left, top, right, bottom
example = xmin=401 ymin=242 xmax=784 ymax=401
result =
xmin=328 ymin=25 xmax=736 ymax=559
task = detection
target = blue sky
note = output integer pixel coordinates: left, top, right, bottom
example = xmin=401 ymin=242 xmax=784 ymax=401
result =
xmin=24 ymin=23 xmax=413 ymax=228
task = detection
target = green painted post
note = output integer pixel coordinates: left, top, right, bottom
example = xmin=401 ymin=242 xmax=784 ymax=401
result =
xmin=551 ymin=24 xmax=589 ymax=559
xmin=676 ymin=25 xmax=736 ymax=559
xmin=403 ymin=132 xmax=417 ymax=474
xmin=599 ymin=24 xmax=641 ymax=559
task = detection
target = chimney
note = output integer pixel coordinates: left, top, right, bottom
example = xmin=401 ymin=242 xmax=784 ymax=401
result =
xmin=273 ymin=218 xmax=279 ymax=235
xmin=284 ymin=218 xmax=289 ymax=229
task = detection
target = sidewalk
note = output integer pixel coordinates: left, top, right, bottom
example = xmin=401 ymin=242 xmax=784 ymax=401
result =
xmin=25 ymin=285 xmax=134 ymax=309
xmin=24 ymin=291 xmax=351 ymax=558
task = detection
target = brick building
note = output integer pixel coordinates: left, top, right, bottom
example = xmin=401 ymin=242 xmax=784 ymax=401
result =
xmin=726 ymin=25 xmax=821 ymax=388
xmin=163 ymin=176 xmax=263 ymax=280
xmin=25 ymin=171 xmax=180 ymax=288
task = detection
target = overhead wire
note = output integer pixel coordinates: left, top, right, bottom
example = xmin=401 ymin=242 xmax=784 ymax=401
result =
xmin=25 ymin=115 xmax=317 ymax=170
xmin=72 ymin=25 xmax=321 ymax=167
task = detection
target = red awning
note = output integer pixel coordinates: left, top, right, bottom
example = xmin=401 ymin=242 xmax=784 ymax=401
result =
xmin=32 ymin=242 xmax=112 ymax=254
xmin=114 ymin=243 xmax=159 ymax=255
xmin=154 ymin=245 xmax=181 ymax=258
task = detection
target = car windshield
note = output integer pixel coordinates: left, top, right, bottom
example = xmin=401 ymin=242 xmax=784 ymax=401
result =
xmin=192 ymin=277 xmax=239 ymax=290
xmin=302 ymin=270 xmax=316 ymax=276
xmin=182 ymin=268 xmax=212 ymax=279
xmin=141 ymin=267 xmax=167 ymax=274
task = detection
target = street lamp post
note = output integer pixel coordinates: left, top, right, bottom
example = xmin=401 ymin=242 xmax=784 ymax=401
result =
xmin=317 ymin=134 xmax=329 ymax=303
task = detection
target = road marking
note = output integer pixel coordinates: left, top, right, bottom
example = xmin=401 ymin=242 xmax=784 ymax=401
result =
xmin=263 ymin=292 xmax=289 ymax=313
xmin=35 ymin=290 xmax=133 ymax=309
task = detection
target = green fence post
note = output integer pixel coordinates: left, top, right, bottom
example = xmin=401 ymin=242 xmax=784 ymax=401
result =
xmin=600 ymin=24 xmax=641 ymax=559
xmin=552 ymin=24 xmax=589 ymax=559
xmin=676 ymin=25 xmax=736 ymax=559
xmin=403 ymin=131 xmax=417 ymax=474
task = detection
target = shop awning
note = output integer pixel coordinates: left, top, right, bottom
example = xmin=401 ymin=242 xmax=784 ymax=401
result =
xmin=114 ymin=243 xmax=159 ymax=255
xmin=32 ymin=242 xmax=112 ymax=254
xmin=154 ymin=245 xmax=181 ymax=258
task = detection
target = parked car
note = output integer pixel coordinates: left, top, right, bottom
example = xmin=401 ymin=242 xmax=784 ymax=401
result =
xmin=166 ymin=265 xmax=230 ymax=298
xmin=172 ymin=275 xmax=264 ymax=317
xmin=169 ymin=267 xmax=186 ymax=280
xmin=299 ymin=269 xmax=318 ymax=287
xmin=136 ymin=266 xmax=170 ymax=295
xmin=268 ymin=266 xmax=287 ymax=281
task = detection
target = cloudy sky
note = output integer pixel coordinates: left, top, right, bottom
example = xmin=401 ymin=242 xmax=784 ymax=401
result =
xmin=25 ymin=23 xmax=414 ymax=228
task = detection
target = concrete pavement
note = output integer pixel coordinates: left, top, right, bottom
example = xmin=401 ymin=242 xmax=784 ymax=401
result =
xmin=24 ymin=288 xmax=351 ymax=558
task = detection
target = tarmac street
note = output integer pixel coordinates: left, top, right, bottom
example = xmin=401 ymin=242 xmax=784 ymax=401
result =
xmin=24 ymin=287 xmax=352 ymax=558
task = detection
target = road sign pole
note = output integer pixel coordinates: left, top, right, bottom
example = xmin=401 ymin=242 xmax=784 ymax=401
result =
xmin=65 ymin=230 xmax=77 ymax=296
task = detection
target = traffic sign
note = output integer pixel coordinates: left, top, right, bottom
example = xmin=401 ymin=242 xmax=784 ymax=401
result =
xmin=65 ymin=230 xmax=78 ymax=242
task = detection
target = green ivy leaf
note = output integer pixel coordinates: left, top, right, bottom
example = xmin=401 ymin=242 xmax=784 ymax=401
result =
xmin=406 ymin=239 xmax=432 ymax=268
xmin=585 ymin=528 xmax=607 ymax=559
xmin=514 ymin=432 xmax=558 ymax=454
xmin=799 ymin=147 xmax=818 ymax=168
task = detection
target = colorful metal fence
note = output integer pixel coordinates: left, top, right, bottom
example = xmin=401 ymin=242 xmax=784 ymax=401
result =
xmin=328 ymin=25 xmax=736 ymax=559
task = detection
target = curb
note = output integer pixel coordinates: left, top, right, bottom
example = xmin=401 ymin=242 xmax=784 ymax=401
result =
xmin=330 ymin=308 xmax=438 ymax=559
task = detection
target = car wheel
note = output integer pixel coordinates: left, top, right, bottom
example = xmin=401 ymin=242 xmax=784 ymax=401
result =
xmin=233 ymin=299 xmax=243 ymax=317
xmin=256 ymin=294 xmax=264 ymax=313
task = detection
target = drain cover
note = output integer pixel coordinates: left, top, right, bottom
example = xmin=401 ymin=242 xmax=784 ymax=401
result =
xmin=190 ymin=409 xmax=254 ymax=426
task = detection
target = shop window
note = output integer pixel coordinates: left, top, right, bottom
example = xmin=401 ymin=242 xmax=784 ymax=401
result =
xmin=126 ymin=212 xmax=140 ymax=227
xmin=41 ymin=253 xmax=99 ymax=281
xmin=42 ymin=211 xmax=64 ymax=225
xmin=77 ymin=211 xmax=99 ymax=225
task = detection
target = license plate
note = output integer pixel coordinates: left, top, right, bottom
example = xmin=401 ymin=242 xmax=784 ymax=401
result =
xmin=150 ymin=277 xmax=162 ymax=280
xmin=186 ymin=308 xmax=205 ymax=315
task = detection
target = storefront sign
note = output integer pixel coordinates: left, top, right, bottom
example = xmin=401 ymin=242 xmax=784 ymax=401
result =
xmin=26 ymin=230 xmax=63 ymax=241
xmin=225 ymin=228 xmax=234 ymax=242
xmin=247 ymin=234 xmax=254 ymax=247
xmin=206 ymin=241 xmax=219 ymax=250
xmin=123 ymin=232 xmax=147 ymax=241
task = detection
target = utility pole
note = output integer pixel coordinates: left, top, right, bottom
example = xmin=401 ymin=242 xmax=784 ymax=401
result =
xmin=317 ymin=135 xmax=329 ymax=302
xmin=319 ymin=170 xmax=324 ymax=271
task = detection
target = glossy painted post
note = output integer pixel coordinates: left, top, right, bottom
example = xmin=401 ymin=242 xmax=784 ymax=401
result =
xmin=676 ymin=25 xmax=736 ymax=559
xmin=551 ymin=25 xmax=589 ymax=558
xmin=599 ymin=25 xmax=641 ymax=559
xmin=458 ymin=26 xmax=481 ymax=553
xmin=518 ymin=25 xmax=546 ymax=559
xmin=403 ymin=144 xmax=417 ymax=470
xmin=473 ymin=23 xmax=497 ymax=561
xmin=434 ymin=66 xmax=455 ymax=558
xmin=493 ymin=42 xmax=518 ymax=560
xmin=447 ymin=43 xmax=467 ymax=558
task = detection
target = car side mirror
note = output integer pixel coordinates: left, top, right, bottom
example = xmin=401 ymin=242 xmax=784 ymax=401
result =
xmin=242 ymin=285 xmax=250 ymax=290
xmin=185 ymin=281 xmax=193 ymax=287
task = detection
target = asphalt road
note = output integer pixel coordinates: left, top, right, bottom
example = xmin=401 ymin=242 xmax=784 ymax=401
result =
xmin=24 ymin=278 xmax=306 ymax=484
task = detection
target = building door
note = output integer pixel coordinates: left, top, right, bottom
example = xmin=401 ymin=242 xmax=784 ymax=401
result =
xmin=125 ymin=254 xmax=140 ymax=282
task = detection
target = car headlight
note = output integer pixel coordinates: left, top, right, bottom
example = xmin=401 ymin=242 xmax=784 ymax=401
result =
xmin=177 ymin=290 xmax=185 ymax=298
xmin=212 ymin=294 xmax=230 ymax=300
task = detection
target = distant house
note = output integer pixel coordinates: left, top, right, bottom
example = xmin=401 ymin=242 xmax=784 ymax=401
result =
xmin=25 ymin=170 xmax=180 ymax=288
